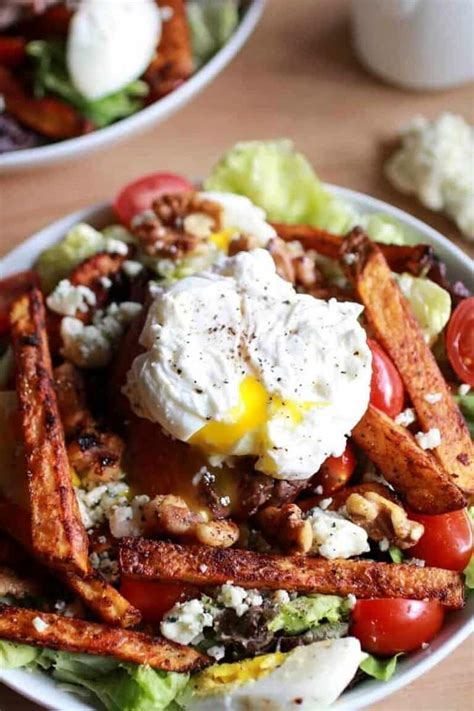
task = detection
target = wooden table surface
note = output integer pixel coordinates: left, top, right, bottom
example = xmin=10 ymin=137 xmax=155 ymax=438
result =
xmin=0 ymin=0 xmax=473 ymax=708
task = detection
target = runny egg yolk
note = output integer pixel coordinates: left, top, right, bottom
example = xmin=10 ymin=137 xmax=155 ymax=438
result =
xmin=208 ymin=228 xmax=236 ymax=253
xmin=189 ymin=377 xmax=328 ymax=456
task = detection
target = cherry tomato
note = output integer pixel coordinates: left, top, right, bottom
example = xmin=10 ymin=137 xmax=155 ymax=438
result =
xmin=114 ymin=173 xmax=193 ymax=226
xmin=120 ymin=578 xmax=197 ymax=623
xmin=446 ymin=297 xmax=474 ymax=387
xmin=368 ymin=339 xmax=404 ymax=418
xmin=0 ymin=38 xmax=26 ymax=68
xmin=0 ymin=270 xmax=39 ymax=334
xmin=313 ymin=442 xmax=357 ymax=495
xmin=408 ymin=509 xmax=473 ymax=572
xmin=350 ymin=598 xmax=444 ymax=656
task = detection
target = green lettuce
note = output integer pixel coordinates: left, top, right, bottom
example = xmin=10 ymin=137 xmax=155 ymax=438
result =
xmin=35 ymin=223 xmax=105 ymax=292
xmin=360 ymin=653 xmax=401 ymax=681
xmin=455 ymin=393 xmax=474 ymax=438
xmin=464 ymin=507 xmax=474 ymax=589
xmin=0 ymin=642 xmax=188 ymax=711
xmin=365 ymin=213 xmax=414 ymax=246
xmin=26 ymin=40 xmax=149 ymax=129
xmin=268 ymin=594 xmax=350 ymax=634
xmin=205 ymin=140 xmax=355 ymax=232
xmin=394 ymin=272 xmax=451 ymax=344
xmin=388 ymin=545 xmax=404 ymax=564
xmin=188 ymin=0 xmax=240 ymax=68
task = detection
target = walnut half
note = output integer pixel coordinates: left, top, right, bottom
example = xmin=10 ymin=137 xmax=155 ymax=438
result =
xmin=257 ymin=503 xmax=313 ymax=554
xmin=344 ymin=491 xmax=424 ymax=549
xmin=142 ymin=494 xmax=239 ymax=548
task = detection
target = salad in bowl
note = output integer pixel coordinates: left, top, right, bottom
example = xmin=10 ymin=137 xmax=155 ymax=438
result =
xmin=0 ymin=0 xmax=255 ymax=157
xmin=0 ymin=140 xmax=472 ymax=711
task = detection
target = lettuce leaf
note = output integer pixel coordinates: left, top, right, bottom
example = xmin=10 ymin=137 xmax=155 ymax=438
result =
xmin=394 ymin=272 xmax=451 ymax=344
xmin=360 ymin=653 xmax=401 ymax=681
xmin=187 ymin=0 xmax=240 ymax=69
xmin=268 ymin=594 xmax=350 ymax=634
xmin=26 ymin=40 xmax=149 ymax=129
xmin=455 ymin=393 xmax=474 ymax=438
xmin=0 ymin=643 xmax=188 ymax=711
xmin=388 ymin=545 xmax=404 ymax=564
xmin=35 ymin=223 xmax=105 ymax=292
xmin=464 ymin=507 xmax=474 ymax=589
xmin=365 ymin=213 xmax=414 ymax=246
xmin=205 ymin=140 xmax=355 ymax=232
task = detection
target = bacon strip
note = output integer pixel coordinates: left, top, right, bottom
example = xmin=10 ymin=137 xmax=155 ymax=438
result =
xmin=119 ymin=539 xmax=465 ymax=609
xmin=271 ymin=222 xmax=435 ymax=275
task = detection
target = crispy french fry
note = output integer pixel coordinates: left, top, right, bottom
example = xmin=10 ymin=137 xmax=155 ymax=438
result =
xmin=62 ymin=569 xmax=141 ymax=629
xmin=70 ymin=252 xmax=126 ymax=312
xmin=0 ymin=497 xmax=141 ymax=628
xmin=10 ymin=289 xmax=89 ymax=574
xmin=342 ymin=229 xmax=473 ymax=493
xmin=0 ymin=604 xmax=207 ymax=671
xmin=272 ymin=222 xmax=435 ymax=276
xmin=144 ymin=0 xmax=193 ymax=99
xmin=352 ymin=406 xmax=466 ymax=514
xmin=119 ymin=539 xmax=465 ymax=609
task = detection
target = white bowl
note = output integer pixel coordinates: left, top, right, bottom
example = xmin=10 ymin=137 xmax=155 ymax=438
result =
xmin=0 ymin=0 xmax=264 ymax=174
xmin=0 ymin=185 xmax=472 ymax=710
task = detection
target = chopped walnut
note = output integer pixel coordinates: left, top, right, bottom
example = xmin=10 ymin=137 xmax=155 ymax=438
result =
xmin=228 ymin=233 xmax=259 ymax=256
xmin=257 ymin=503 xmax=313 ymax=554
xmin=268 ymin=238 xmax=319 ymax=288
xmin=132 ymin=192 xmax=223 ymax=259
xmin=268 ymin=237 xmax=296 ymax=283
xmin=344 ymin=491 xmax=424 ymax=549
xmin=142 ymin=494 xmax=239 ymax=548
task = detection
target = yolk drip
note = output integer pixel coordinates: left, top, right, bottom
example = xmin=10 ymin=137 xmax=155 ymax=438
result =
xmin=190 ymin=377 xmax=329 ymax=457
xmin=193 ymin=651 xmax=285 ymax=694
xmin=190 ymin=377 xmax=268 ymax=453
xmin=209 ymin=228 xmax=236 ymax=253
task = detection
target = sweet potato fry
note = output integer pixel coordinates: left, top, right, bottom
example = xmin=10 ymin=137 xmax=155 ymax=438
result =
xmin=9 ymin=289 xmax=89 ymax=574
xmin=342 ymin=229 xmax=473 ymax=493
xmin=0 ymin=67 xmax=85 ymax=139
xmin=0 ymin=497 xmax=140 ymax=628
xmin=119 ymin=539 xmax=465 ymax=609
xmin=0 ymin=604 xmax=208 ymax=671
xmin=70 ymin=252 xmax=126 ymax=311
xmin=271 ymin=222 xmax=435 ymax=275
xmin=144 ymin=0 xmax=193 ymax=99
xmin=352 ymin=406 xmax=466 ymax=514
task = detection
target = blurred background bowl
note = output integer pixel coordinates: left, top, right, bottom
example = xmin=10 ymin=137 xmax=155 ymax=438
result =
xmin=0 ymin=0 xmax=265 ymax=174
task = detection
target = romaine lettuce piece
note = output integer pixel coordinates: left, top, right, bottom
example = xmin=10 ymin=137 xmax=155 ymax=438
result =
xmin=35 ymin=223 xmax=105 ymax=292
xmin=394 ymin=272 xmax=451 ymax=344
xmin=0 ymin=640 xmax=40 ymax=668
xmin=268 ymin=594 xmax=350 ymax=634
xmin=365 ymin=213 xmax=414 ymax=246
xmin=360 ymin=653 xmax=401 ymax=681
xmin=205 ymin=140 xmax=355 ymax=232
xmin=0 ymin=643 xmax=188 ymax=711
xmin=188 ymin=0 xmax=239 ymax=68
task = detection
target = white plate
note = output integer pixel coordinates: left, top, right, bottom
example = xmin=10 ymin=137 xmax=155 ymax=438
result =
xmin=0 ymin=185 xmax=472 ymax=710
xmin=0 ymin=0 xmax=265 ymax=174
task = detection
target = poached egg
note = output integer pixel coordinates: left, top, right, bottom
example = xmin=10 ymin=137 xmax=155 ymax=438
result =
xmin=184 ymin=637 xmax=366 ymax=710
xmin=126 ymin=249 xmax=371 ymax=480
xmin=67 ymin=0 xmax=161 ymax=101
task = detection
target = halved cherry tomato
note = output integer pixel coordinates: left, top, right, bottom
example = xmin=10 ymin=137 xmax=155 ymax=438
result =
xmin=114 ymin=173 xmax=193 ymax=226
xmin=0 ymin=38 xmax=26 ymax=68
xmin=446 ymin=297 xmax=474 ymax=387
xmin=0 ymin=270 xmax=39 ymax=334
xmin=120 ymin=578 xmax=197 ymax=623
xmin=408 ymin=509 xmax=473 ymax=572
xmin=312 ymin=442 xmax=357 ymax=495
xmin=350 ymin=598 xmax=444 ymax=656
xmin=368 ymin=339 xmax=404 ymax=418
